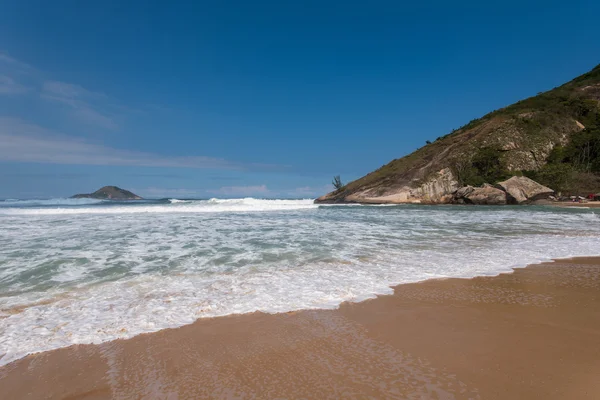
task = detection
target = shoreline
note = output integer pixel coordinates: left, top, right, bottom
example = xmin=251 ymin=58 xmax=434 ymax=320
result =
xmin=316 ymin=198 xmax=600 ymax=207
xmin=0 ymin=252 xmax=594 ymax=368
xmin=548 ymin=201 xmax=600 ymax=208
xmin=3 ymin=203 xmax=598 ymax=372
xmin=2 ymin=256 xmax=600 ymax=399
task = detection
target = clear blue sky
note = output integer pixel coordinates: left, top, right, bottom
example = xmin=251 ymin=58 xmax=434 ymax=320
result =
xmin=1 ymin=0 xmax=599 ymax=199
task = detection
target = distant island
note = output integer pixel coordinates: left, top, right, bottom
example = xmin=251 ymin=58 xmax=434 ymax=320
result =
xmin=316 ymin=64 xmax=600 ymax=204
xmin=72 ymin=186 xmax=143 ymax=200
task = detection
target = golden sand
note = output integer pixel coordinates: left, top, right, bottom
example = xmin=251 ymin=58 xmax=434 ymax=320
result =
xmin=1 ymin=257 xmax=599 ymax=399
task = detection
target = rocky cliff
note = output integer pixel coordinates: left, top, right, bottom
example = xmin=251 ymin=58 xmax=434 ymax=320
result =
xmin=316 ymin=64 xmax=600 ymax=204
xmin=72 ymin=186 xmax=142 ymax=200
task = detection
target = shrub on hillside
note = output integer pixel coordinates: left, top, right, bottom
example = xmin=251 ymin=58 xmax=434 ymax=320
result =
xmin=332 ymin=175 xmax=344 ymax=191
xmin=457 ymin=147 xmax=511 ymax=187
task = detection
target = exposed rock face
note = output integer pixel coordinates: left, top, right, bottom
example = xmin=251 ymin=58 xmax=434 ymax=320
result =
xmin=453 ymin=185 xmax=507 ymax=205
xmin=495 ymin=176 xmax=554 ymax=204
xmin=72 ymin=186 xmax=142 ymax=200
xmin=453 ymin=186 xmax=475 ymax=202
xmin=316 ymin=168 xmax=459 ymax=204
xmin=411 ymin=168 xmax=460 ymax=203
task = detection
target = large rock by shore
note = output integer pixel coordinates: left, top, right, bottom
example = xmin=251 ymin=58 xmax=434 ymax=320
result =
xmin=495 ymin=176 xmax=554 ymax=204
xmin=315 ymin=168 xmax=460 ymax=204
xmin=452 ymin=184 xmax=507 ymax=205
xmin=317 ymin=172 xmax=554 ymax=206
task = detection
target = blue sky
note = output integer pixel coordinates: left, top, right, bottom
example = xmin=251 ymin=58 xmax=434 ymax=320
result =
xmin=1 ymin=0 xmax=599 ymax=199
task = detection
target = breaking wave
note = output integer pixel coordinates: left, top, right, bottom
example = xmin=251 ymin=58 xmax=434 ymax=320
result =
xmin=0 ymin=198 xmax=104 ymax=207
xmin=0 ymin=198 xmax=318 ymax=215
xmin=1 ymin=202 xmax=599 ymax=366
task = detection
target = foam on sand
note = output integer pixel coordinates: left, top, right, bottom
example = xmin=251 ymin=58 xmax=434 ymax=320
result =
xmin=0 ymin=203 xmax=599 ymax=366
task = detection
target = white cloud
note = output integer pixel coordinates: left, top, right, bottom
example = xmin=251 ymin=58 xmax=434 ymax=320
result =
xmin=0 ymin=117 xmax=239 ymax=169
xmin=0 ymin=53 xmax=119 ymax=130
xmin=0 ymin=55 xmax=280 ymax=172
xmin=133 ymin=187 xmax=202 ymax=198
xmin=71 ymin=106 xmax=118 ymax=130
xmin=288 ymin=185 xmax=333 ymax=196
xmin=0 ymin=75 xmax=29 ymax=94
xmin=0 ymin=54 xmax=35 ymax=95
xmin=134 ymin=185 xmax=329 ymax=199
xmin=42 ymin=80 xmax=106 ymax=100
xmin=41 ymin=80 xmax=117 ymax=130
xmin=258 ymin=184 xmax=332 ymax=198
xmin=207 ymin=185 xmax=270 ymax=196
xmin=0 ymin=53 xmax=34 ymax=73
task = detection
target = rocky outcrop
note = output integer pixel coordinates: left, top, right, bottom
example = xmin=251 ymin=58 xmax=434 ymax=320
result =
xmin=495 ymin=176 xmax=554 ymax=204
xmin=451 ymin=177 xmax=552 ymax=205
xmin=316 ymin=168 xmax=459 ymax=204
xmin=411 ymin=168 xmax=460 ymax=203
xmin=72 ymin=186 xmax=142 ymax=200
xmin=452 ymin=184 xmax=507 ymax=205
xmin=314 ymin=64 xmax=599 ymax=205
xmin=317 ymin=174 xmax=554 ymax=206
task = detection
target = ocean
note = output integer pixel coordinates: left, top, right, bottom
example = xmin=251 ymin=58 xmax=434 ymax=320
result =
xmin=1 ymin=197 xmax=599 ymax=366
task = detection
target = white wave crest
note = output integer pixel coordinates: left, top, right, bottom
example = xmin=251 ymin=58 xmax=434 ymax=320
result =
xmin=0 ymin=198 xmax=104 ymax=207
xmin=0 ymin=198 xmax=318 ymax=215
xmin=168 ymin=198 xmax=190 ymax=204
xmin=0 ymin=205 xmax=599 ymax=366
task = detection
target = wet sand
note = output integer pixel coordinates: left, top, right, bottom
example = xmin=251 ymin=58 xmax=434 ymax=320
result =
xmin=533 ymin=199 xmax=600 ymax=208
xmin=553 ymin=202 xmax=600 ymax=208
xmin=1 ymin=257 xmax=600 ymax=399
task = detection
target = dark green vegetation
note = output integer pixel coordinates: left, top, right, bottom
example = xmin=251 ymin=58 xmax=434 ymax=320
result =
xmin=332 ymin=175 xmax=344 ymax=191
xmin=459 ymin=65 xmax=600 ymax=193
xmin=459 ymin=114 xmax=600 ymax=192
xmin=525 ymin=118 xmax=600 ymax=193
xmin=72 ymin=186 xmax=142 ymax=200
xmin=459 ymin=147 xmax=511 ymax=187
xmin=318 ymin=63 xmax=600 ymax=202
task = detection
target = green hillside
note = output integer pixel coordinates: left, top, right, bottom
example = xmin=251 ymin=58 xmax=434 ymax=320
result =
xmin=316 ymin=64 xmax=600 ymax=203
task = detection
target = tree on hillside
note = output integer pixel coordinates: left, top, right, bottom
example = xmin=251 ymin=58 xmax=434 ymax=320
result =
xmin=332 ymin=175 xmax=344 ymax=190
xmin=450 ymin=156 xmax=473 ymax=187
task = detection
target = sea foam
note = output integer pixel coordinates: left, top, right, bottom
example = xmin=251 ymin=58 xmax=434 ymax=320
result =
xmin=0 ymin=198 xmax=317 ymax=215
xmin=0 ymin=202 xmax=599 ymax=366
xmin=0 ymin=198 xmax=104 ymax=207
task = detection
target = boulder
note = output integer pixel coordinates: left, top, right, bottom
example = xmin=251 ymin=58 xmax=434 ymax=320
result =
xmin=454 ymin=186 xmax=475 ymax=200
xmin=495 ymin=176 xmax=554 ymax=204
xmin=410 ymin=168 xmax=461 ymax=203
xmin=466 ymin=186 xmax=507 ymax=205
xmin=453 ymin=185 xmax=507 ymax=205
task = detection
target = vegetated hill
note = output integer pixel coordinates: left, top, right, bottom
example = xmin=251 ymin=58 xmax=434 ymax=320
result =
xmin=316 ymin=64 xmax=600 ymax=204
xmin=72 ymin=186 xmax=142 ymax=200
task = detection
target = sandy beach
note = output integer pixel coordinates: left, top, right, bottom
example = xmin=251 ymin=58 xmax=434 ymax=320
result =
xmin=2 ymin=3 xmax=599 ymax=400
xmin=1 ymin=257 xmax=599 ymax=399
xmin=552 ymin=202 xmax=600 ymax=208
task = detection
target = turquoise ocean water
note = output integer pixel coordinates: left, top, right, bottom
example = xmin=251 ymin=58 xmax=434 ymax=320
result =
xmin=1 ymin=197 xmax=599 ymax=365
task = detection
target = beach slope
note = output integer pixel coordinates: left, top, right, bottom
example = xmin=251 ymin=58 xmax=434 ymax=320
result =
xmin=1 ymin=257 xmax=599 ymax=399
